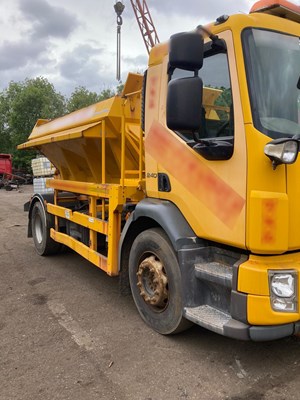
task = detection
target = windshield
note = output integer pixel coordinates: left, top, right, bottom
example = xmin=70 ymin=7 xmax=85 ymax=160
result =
xmin=243 ymin=29 xmax=300 ymax=138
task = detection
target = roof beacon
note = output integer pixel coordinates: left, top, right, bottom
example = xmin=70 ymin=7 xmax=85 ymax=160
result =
xmin=250 ymin=0 xmax=300 ymax=23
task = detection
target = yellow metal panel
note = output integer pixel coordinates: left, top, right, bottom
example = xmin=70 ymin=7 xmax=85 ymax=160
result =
xmin=239 ymin=253 xmax=300 ymax=325
xmin=145 ymin=30 xmax=247 ymax=249
xmin=121 ymin=73 xmax=143 ymax=97
xmin=238 ymin=253 xmax=300 ymax=295
xmin=286 ymin=159 xmax=300 ymax=250
xmin=148 ymin=43 xmax=168 ymax=67
xmin=89 ymin=197 xmax=97 ymax=251
xmin=144 ymin=63 xmax=162 ymax=198
xmin=47 ymin=203 xmax=109 ymax=235
xmin=50 ymin=229 xmax=109 ymax=274
xmin=48 ymin=179 xmax=111 ymax=197
xmin=28 ymin=97 xmax=117 ymax=140
xmin=238 ymin=259 xmax=269 ymax=296
xmin=247 ymin=191 xmax=288 ymax=254
xmin=247 ymin=295 xmax=299 ymax=325
xmin=18 ymin=121 xmax=102 ymax=149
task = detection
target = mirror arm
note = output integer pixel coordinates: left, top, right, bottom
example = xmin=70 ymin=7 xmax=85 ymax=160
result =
xmin=196 ymin=25 xmax=226 ymax=51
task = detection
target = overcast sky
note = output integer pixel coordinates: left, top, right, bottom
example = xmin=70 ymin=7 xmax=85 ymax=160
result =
xmin=0 ymin=0 xmax=282 ymax=96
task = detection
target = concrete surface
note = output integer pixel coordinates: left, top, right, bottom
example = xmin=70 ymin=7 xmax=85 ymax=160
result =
xmin=1 ymin=185 xmax=300 ymax=400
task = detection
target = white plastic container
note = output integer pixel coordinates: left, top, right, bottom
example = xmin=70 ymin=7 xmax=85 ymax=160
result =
xmin=31 ymin=157 xmax=55 ymax=177
xmin=33 ymin=177 xmax=54 ymax=194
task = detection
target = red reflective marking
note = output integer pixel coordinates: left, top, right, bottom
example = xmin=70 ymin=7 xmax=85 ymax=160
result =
xmin=148 ymin=76 xmax=158 ymax=110
xmin=261 ymin=199 xmax=278 ymax=244
xmin=145 ymin=121 xmax=245 ymax=228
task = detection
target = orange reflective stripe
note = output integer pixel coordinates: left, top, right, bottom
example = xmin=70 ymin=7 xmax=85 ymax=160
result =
xmin=145 ymin=121 xmax=245 ymax=228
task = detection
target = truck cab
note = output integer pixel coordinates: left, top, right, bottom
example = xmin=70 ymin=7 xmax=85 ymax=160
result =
xmin=140 ymin=0 xmax=300 ymax=339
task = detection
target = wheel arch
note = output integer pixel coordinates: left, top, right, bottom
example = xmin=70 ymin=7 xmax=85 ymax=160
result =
xmin=27 ymin=193 xmax=55 ymax=237
xmin=118 ymin=198 xmax=200 ymax=294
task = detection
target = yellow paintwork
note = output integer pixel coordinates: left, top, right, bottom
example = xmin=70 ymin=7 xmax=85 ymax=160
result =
xmin=46 ymin=179 xmax=143 ymax=276
xmin=247 ymin=295 xmax=299 ymax=325
xmin=148 ymin=42 xmax=168 ymax=67
xmin=146 ymin=29 xmax=248 ymax=248
xmin=247 ymin=190 xmax=289 ymax=254
xmin=19 ymin=73 xmax=145 ymax=277
xmin=46 ymin=203 xmax=109 ymax=235
xmin=51 ymin=229 xmax=108 ymax=273
xmin=239 ymin=253 xmax=300 ymax=324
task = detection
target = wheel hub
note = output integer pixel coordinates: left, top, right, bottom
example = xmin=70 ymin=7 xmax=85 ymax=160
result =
xmin=136 ymin=255 xmax=168 ymax=309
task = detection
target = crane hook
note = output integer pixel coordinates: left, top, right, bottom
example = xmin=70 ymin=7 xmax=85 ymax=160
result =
xmin=114 ymin=1 xmax=125 ymax=25
xmin=114 ymin=1 xmax=125 ymax=81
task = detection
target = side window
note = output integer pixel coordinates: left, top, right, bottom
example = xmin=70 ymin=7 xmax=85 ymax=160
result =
xmin=172 ymin=51 xmax=234 ymax=142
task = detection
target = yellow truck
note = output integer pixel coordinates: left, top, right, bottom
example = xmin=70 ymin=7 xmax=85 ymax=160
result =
xmin=19 ymin=0 xmax=300 ymax=341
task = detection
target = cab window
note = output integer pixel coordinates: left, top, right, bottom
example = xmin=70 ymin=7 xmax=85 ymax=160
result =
xmin=172 ymin=47 xmax=234 ymax=143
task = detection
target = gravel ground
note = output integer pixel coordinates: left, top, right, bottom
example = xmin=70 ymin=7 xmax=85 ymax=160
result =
xmin=1 ymin=185 xmax=300 ymax=400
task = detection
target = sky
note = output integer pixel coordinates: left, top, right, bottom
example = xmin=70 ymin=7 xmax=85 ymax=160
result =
xmin=0 ymin=0 xmax=279 ymax=96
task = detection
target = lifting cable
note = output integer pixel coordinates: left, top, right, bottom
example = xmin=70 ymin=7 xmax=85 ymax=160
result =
xmin=114 ymin=1 xmax=125 ymax=82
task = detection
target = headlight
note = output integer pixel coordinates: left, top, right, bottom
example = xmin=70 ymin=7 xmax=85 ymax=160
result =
xmin=269 ymin=271 xmax=298 ymax=312
xmin=271 ymin=274 xmax=295 ymax=297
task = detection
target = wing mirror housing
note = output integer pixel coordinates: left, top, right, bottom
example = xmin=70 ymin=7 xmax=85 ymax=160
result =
xmin=169 ymin=32 xmax=204 ymax=72
xmin=167 ymin=76 xmax=203 ymax=133
xmin=264 ymin=138 xmax=299 ymax=169
xmin=167 ymin=31 xmax=204 ymax=133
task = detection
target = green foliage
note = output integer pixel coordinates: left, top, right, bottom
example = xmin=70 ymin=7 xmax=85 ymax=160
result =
xmin=116 ymin=82 xmax=124 ymax=95
xmin=66 ymin=86 xmax=118 ymax=113
xmin=98 ymin=88 xmax=115 ymax=101
xmin=0 ymin=77 xmax=66 ymax=171
xmin=0 ymin=77 xmax=118 ymax=172
xmin=67 ymin=86 xmax=100 ymax=113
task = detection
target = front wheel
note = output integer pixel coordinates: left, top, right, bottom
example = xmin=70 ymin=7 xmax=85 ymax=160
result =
xmin=129 ymin=228 xmax=192 ymax=335
xmin=31 ymin=201 xmax=61 ymax=256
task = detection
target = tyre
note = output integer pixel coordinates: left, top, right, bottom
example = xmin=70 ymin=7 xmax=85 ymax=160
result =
xmin=31 ymin=201 xmax=61 ymax=256
xmin=129 ymin=228 xmax=192 ymax=335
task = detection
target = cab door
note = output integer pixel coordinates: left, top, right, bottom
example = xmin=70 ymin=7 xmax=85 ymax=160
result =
xmin=145 ymin=30 xmax=247 ymax=248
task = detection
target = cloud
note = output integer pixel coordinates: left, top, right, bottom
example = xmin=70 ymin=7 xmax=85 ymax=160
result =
xmin=58 ymin=44 xmax=115 ymax=93
xmin=122 ymin=54 xmax=148 ymax=70
xmin=150 ymin=0 xmax=252 ymax=19
xmin=0 ymin=0 xmax=256 ymax=96
xmin=19 ymin=0 xmax=79 ymax=39
xmin=0 ymin=39 xmax=46 ymax=71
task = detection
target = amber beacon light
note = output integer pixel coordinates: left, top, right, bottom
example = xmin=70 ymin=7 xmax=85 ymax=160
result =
xmin=250 ymin=0 xmax=300 ymax=22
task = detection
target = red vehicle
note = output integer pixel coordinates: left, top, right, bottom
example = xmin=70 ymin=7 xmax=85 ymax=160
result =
xmin=0 ymin=154 xmax=12 ymax=176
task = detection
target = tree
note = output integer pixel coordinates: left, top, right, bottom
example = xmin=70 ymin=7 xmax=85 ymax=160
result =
xmin=98 ymin=88 xmax=115 ymax=101
xmin=66 ymin=86 xmax=100 ymax=113
xmin=66 ymin=86 xmax=118 ymax=113
xmin=0 ymin=77 xmax=66 ymax=171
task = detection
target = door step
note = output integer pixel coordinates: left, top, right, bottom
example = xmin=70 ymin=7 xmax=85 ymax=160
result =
xmin=184 ymin=305 xmax=231 ymax=335
xmin=184 ymin=305 xmax=250 ymax=339
xmin=194 ymin=262 xmax=233 ymax=288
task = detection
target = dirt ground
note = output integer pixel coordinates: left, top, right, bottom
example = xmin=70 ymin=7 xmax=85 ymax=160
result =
xmin=1 ymin=185 xmax=300 ymax=400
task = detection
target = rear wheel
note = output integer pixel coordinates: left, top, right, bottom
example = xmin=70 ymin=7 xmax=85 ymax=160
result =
xmin=129 ymin=228 xmax=192 ymax=334
xmin=31 ymin=201 xmax=61 ymax=256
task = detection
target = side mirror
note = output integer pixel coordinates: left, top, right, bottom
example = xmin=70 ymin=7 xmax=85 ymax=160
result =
xmin=169 ymin=32 xmax=204 ymax=72
xmin=264 ymin=138 xmax=299 ymax=169
xmin=167 ymin=76 xmax=203 ymax=132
